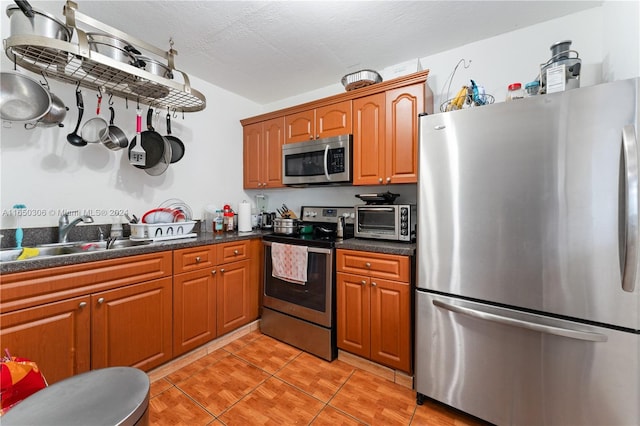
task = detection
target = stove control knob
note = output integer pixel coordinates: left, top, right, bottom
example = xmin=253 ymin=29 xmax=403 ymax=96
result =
xmin=309 ymin=212 xmax=317 ymax=218
xmin=350 ymin=213 xmax=355 ymax=219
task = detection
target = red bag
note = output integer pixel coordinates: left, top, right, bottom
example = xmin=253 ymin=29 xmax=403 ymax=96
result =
xmin=0 ymin=350 xmax=48 ymax=415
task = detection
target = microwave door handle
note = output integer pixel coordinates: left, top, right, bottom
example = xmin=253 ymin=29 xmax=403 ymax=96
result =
xmin=324 ymin=145 xmax=331 ymax=181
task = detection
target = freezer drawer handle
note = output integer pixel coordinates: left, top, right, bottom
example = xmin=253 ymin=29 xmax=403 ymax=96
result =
xmin=621 ymin=124 xmax=638 ymax=293
xmin=433 ymin=300 xmax=608 ymax=343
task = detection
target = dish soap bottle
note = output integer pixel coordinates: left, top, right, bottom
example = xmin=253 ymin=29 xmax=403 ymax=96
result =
xmin=214 ymin=210 xmax=224 ymax=234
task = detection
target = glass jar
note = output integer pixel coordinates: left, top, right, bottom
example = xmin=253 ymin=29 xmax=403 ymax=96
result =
xmin=506 ymin=83 xmax=524 ymax=101
xmin=525 ymin=81 xmax=540 ymax=97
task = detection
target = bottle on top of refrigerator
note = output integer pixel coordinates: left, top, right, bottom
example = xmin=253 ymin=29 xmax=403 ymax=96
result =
xmin=506 ymin=83 xmax=524 ymax=101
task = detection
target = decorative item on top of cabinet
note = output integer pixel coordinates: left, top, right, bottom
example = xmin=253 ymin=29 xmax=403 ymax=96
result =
xmin=336 ymin=249 xmax=412 ymax=373
xmin=285 ymin=100 xmax=352 ymax=144
xmin=243 ymin=117 xmax=285 ymax=189
xmin=353 ymin=83 xmax=425 ymax=185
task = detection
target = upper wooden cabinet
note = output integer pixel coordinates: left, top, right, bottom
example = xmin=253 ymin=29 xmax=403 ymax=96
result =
xmin=353 ymin=83 xmax=424 ymax=185
xmin=285 ymin=100 xmax=352 ymax=144
xmin=241 ymin=70 xmax=432 ymax=187
xmin=243 ymin=117 xmax=285 ymax=189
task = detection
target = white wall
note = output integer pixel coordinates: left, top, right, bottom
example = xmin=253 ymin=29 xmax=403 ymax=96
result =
xmin=0 ymin=1 xmax=262 ymax=230
xmin=1 ymin=1 xmax=638 ymax=233
xmin=258 ymin=2 xmax=638 ymax=216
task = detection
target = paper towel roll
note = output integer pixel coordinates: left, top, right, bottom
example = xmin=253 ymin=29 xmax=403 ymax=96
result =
xmin=238 ymin=200 xmax=252 ymax=232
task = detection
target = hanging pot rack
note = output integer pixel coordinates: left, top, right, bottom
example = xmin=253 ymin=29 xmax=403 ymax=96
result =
xmin=3 ymin=1 xmax=206 ymax=112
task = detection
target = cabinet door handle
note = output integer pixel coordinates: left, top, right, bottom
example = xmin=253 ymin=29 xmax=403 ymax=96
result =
xmin=365 ymin=262 xmax=371 ymax=268
xmin=378 ymin=177 xmax=383 ymax=183
xmin=97 ymin=297 xmax=105 ymax=304
xmin=195 ymin=256 xmax=201 ymax=263
xmin=371 ymin=282 xmax=377 ymax=287
xmin=211 ymin=270 xmax=216 ymax=275
xmin=263 ymin=182 xmax=268 ymax=187
xmin=79 ymin=301 xmax=87 ymax=308
xmin=360 ymin=280 xmax=367 ymax=286
xmin=386 ymin=177 xmax=391 ymax=183
xmin=234 ymin=249 xmax=239 ymax=255
xmin=220 ymin=268 xmax=225 ymax=273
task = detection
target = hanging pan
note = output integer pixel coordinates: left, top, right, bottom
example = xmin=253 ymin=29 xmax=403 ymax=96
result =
xmin=128 ymin=107 xmax=166 ymax=169
xmin=99 ymin=106 xmax=128 ymax=150
xmin=164 ymin=111 xmax=184 ymax=163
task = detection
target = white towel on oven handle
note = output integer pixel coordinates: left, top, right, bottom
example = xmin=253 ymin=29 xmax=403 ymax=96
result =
xmin=271 ymin=242 xmax=308 ymax=285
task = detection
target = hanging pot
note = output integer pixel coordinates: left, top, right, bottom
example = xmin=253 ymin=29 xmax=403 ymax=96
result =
xmin=24 ymin=89 xmax=67 ymax=129
xmin=99 ymin=107 xmax=128 ymax=150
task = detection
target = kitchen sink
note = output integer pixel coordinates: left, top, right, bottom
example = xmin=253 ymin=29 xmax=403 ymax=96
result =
xmin=0 ymin=238 xmax=153 ymax=262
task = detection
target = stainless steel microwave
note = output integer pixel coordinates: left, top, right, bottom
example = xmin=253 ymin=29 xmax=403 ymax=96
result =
xmin=282 ymin=134 xmax=352 ymax=185
xmin=355 ymin=204 xmax=417 ymax=242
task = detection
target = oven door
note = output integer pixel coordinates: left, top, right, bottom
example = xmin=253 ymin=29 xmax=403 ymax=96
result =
xmin=355 ymin=205 xmax=399 ymax=240
xmin=263 ymin=241 xmax=334 ymax=327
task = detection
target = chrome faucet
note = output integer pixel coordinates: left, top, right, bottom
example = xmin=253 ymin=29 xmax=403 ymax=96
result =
xmin=59 ymin=213 xmax=94 ymax=243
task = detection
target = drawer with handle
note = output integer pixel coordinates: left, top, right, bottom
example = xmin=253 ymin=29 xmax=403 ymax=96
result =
xmin=173 ymin=245 xmax=217 ymax=273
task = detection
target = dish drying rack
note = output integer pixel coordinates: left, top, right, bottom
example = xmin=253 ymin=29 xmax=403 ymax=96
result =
xmin=3 ymin=1 xmax=206 ymax=112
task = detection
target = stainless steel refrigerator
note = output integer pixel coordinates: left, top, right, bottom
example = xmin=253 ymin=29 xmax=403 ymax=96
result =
xmin=415 ymin=78 xmax=640 ymax=425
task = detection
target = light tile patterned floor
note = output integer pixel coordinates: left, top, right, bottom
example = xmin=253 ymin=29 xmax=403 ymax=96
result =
xmin=148 ymin=331 xmax=487 ymax=425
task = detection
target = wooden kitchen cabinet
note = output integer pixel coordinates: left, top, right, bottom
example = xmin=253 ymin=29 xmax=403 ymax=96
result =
xmin=216 ymin=240 xmax=253 ymax=336
xmin=92 ymin=277 xmax=173 ymax=371
xmin=353 ymin=83 xmax=424 ymax=185
xmin=243 ymin=117 xmax=285 ymax=189
xmin=173 ymin=245 xmax=217 ymax=356
xmin=0 ymin=251 xmax=172 ymax=382
xmin=0 ymin=296 xmax=91 ymax=385
xmin=336 ymin=249 xmax=411 ymax=372
xmin=173 ymin=240 xmax=258 ymax=355
xmin=285 ymin=100 xmax=352 ymax=143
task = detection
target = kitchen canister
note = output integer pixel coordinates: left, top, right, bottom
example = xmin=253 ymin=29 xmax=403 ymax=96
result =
xmin=238 ymin=200 xmax=252 ymax=233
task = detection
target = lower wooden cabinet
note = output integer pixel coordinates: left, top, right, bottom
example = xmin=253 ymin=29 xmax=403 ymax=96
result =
xmin=173 ymin=268 xmax=217 ymax=356
xmin=217 ymin=259 xmax=251 ymax=335
xmin=0 ymin=239 xmax=263 ymax=382
xmin=336 ymin=249 xmax=412 ymax=373
xmin=92 ymin=277 xmax=173 ymax=371
xmin=173 ymin=240 xmax=261 ymax=356
xmin=0 ymin=296 xmax=91 ymax=385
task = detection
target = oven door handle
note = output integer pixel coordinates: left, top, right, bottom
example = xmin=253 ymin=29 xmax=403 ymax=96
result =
xmin=263 ymin=240 xmax=332 ymax=254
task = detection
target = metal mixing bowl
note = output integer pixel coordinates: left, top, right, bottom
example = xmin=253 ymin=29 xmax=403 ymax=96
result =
xmin=0 ymin=72 xmax=51 ymax=122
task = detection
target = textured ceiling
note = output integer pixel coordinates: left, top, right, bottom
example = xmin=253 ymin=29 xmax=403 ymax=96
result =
xmin=13 ymin=1 xmax=602 ymax=104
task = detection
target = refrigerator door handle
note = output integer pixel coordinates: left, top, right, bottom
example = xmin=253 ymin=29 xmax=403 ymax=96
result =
xmin=433 ymin=300 xmax=608 ymax=342
xmin=621 ymin=124 xmax=638 ymax=293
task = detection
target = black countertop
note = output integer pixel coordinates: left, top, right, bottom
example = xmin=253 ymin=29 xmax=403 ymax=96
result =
xmin=1 ymin=231 xmax=415 ymax=274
